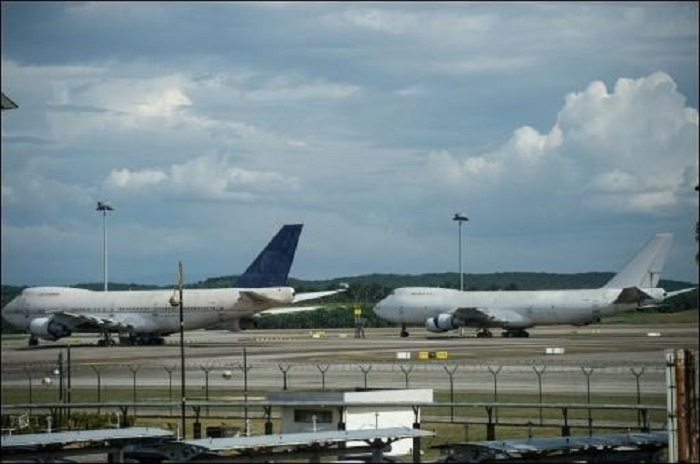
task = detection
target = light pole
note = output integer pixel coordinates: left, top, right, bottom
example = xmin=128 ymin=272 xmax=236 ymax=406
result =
xmin=453 ymin=213 xmax=468 ymax=291
xmin=96 ymin=201 xmax=114 ymax=292
xmin=176 ymin=261 xmax=186 ymax=439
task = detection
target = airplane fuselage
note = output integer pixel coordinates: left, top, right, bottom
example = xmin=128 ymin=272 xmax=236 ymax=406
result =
xmin=2 ymin=286 xmax=294 ymax=335
xmin=374 ymin=286 xmax=664 ymax=329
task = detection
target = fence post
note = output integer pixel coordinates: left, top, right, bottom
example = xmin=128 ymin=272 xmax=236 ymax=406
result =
xmin=581 ymin=367 xmax=594 ymax=436
xmin=532 ymin=366 xmax=546 ymax=425
xmin=443 ymin=365 xmax=458 ymax=422
xmin=487 ymin=365 xmax=502 ymax=423
xmin=317 ymin=364 xmax=330 ymax=391
xmin=359 ymin=365 xmax=372 ymax=389
xmin=630 ymin=366 xmax=646 ymax=430
xmin=278 ymin=364 xmax=292 ymax=391
xmin=400 ymin=365 xmax=413 ymax=389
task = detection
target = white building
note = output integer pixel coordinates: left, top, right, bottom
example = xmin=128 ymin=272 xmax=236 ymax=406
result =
xmin=268 ymin=388 xmax=433 ymax=456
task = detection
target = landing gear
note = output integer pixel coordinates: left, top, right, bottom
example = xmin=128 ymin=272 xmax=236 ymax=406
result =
xmin=476 ymin=328 xmax=493 ymax=338
xmin=400 ymin=324 xmax=409 ymax=338
xmin=501 ymin=329 xmax=530 ymax=338
xmin=28 ymin=335 xmax=39 ymax=347
xmin=119 ymin=333 xmax=166 ymax=346
xmin=97 ymin=331 xmax=117 ymax=347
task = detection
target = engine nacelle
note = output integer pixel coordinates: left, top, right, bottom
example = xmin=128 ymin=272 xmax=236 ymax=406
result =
xmin=425 ymin=313 xmax=460 ymax=333
xmin=29 ymin=317 xmax=72 ymax=341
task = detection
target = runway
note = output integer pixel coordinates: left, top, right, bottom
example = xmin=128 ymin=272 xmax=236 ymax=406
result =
xmin=1 ymin=323 xmax=697 ymax=397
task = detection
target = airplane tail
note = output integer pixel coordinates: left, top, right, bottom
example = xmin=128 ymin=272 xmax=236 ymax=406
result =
xmin=236 ymin=224 xmax=303 ymax=288
xmin=603 ymin=233 xmax=673 ymax=289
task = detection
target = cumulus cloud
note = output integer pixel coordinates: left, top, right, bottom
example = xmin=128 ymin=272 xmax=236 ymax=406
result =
xmin=105 ymin=154 xmax=300 ymax=201
xmin=427 ymin=72 xmax=698 ymax=214
xmin=106 ymin=169 xmax=168 ymax=189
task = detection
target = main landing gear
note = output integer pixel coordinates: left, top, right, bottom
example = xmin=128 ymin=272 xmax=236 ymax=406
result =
xmin=119 ymin=333 xmax=166 ymax=346
xmin=400 ymin=324 xmax=410 ymax=338
xmin=501 ymin=329 xmax=530 ymax=338
xmin=476 ymin=328 xmax=493 ymax=338
xmin=28 ymin=335 xmax=39 ymax=347
xmin=97 ymin=331 xmax=117 ymax=347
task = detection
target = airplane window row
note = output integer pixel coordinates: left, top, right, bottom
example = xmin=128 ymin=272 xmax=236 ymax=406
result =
xmin=27 ymin=306 xmax=224 ymax=314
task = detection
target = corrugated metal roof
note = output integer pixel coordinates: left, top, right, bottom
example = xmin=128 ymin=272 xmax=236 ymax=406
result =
xmin=1 ymin=426 xmax=173 ymax=449
xmin=184 ymin=426 xmax=434 ymax=451
xmin=443 ymin=431 xmax=667 ymax=456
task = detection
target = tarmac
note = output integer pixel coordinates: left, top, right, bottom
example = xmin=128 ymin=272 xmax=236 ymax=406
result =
xmin=1 ymin=324 xmax=697 ymax=397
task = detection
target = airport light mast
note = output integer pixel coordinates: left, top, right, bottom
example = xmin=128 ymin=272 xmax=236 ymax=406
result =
xmin=177 ymin=262 xmax=186 ymax=439
xmin=96 ymin=201 xmax=114 ymax=292
xmin=453 ymin=213 xmax=469 ymax=291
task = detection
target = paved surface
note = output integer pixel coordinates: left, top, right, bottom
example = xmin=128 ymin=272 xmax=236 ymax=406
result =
xmin=2 ymin=324 xmax=697 ymax=396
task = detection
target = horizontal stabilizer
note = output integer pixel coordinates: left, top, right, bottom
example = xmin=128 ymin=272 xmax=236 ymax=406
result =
xmin=293 ymin=289 xmax=347 ymax=303
xmin=664 ymin=287 xmax=698 ymax=299
xmin=256 ymin=306 xmax=321 ymax=317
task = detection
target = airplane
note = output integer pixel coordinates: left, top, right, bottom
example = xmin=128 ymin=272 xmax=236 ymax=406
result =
xmin=2 ymin=224 xmax=345 ymax=347
xmin=373 ymin=233 xmax=697 ymax=338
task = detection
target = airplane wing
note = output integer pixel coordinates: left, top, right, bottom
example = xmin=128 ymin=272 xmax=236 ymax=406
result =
xmin=52 ymin=311 xmax=133 ymax=331
xmin=453 ymin=307 xmax=533 ymax=327
xmin=293 ymin=289 xmax=347 ymax=303
xmin=255 ymin=306 xmax=321 ymax=317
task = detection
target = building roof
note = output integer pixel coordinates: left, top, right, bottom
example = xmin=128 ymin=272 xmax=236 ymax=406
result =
xmin=433 ymin=431 xmax=668 ymax=461
xmin=183 ymin=426 xmax=434 ymax=451
xmin=1 ymin=426 xmax=173 ymax=449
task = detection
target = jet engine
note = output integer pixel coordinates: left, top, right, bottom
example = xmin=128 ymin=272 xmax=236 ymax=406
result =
xmin=28 ymin=317 xmax=72 ymax=341
xmin=425 ymin=313 xmax=460 ymax=333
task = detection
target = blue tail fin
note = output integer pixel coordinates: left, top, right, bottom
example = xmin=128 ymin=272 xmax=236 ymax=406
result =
xmin=236 ymin=224 xmax=303 ymax=288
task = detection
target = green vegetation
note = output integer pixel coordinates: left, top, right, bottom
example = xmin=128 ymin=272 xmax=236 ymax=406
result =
xmin=602 ymin=308 xmax=698 ymax=324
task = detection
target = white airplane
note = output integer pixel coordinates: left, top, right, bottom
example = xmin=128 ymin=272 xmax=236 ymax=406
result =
xmin=373 ymin=233 xmax=697 ymax=338
xmin=2 ymin=224 xmax=344 ymax=347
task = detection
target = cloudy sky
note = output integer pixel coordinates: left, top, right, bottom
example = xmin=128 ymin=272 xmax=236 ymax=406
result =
xmin=1 ymin=2 xmax=698 ymax=287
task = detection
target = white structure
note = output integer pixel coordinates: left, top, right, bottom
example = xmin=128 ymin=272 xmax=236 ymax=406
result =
xmin=268 ymin=388 xmax=433 ymax=456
